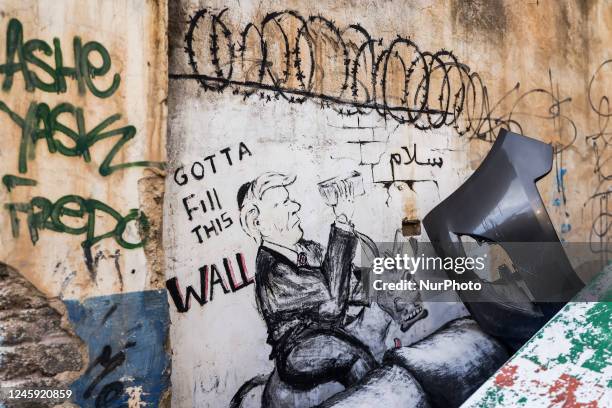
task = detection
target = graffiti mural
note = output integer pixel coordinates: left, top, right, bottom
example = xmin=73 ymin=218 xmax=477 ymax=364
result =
xmin=65 ymin=290 xmax=170 ymax=408
xmin=585 ymin=59 xmax=612 ymax=260
xmin=166 ymin=1 xmax=611 ymax=407
xmin=0 ymin=1 xmax=169 ymax=406
xmin=0 ymin=18 xmax=164 ymax=278
xmin=171 ymin=6 xmax=581 ymax=149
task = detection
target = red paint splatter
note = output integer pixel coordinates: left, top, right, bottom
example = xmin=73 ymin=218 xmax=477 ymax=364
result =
xmin=547 ymin=374 xmax=598 ymax=408
xmin=494 ymin=364 xmax=518 ymax=388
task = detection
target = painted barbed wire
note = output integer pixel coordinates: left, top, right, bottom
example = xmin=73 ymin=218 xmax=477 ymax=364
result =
xmin=173 ymin=7 xmax=578 ymax=144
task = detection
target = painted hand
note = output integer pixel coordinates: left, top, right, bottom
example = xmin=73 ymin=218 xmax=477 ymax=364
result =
xmin=332 ymin=179 xmax=355 ymax=223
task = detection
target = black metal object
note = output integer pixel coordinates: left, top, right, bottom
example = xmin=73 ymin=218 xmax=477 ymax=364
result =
xmin=423 ymin=129 xmax=584 ymax=350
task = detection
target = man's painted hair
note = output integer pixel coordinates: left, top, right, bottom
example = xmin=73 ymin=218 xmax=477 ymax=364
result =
xmin=238 ymin=172 xmax=296 ymax=243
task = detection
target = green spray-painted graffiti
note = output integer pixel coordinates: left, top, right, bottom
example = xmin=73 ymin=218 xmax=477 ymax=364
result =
xmin=0 ymin=18 xmax=163 ymax=256
xmin=2 ymin=174 xmax=37 ymax=192
xmin=0 ymin=17 xmax=164 ymax=176
xmin=4 ymin=190 xmax=149 ymax=250
xmin=0 ymin=100 xmax=164 ymax=176
xmin=3 ymin=174 xmax=149 ymax=275
xmin=0 ymin=18 xmax=119 ymax=97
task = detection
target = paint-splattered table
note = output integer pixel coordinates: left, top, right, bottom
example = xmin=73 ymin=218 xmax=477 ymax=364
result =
xmin=463 ymin=265 xmax=612 ymax=407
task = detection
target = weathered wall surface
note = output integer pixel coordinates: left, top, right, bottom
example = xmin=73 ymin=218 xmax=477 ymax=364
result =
xmin=166 ymin=0 xmax=610 ymax=407
xmin=0 ymin=262 xmax=85 ymax=408
xmin=0 ymin=0 xmax=167 ymax=300
xmin=0 ymin=0 xmax=609 ymax=407
xmin=0 ymin=1 xmax=170 ymax=406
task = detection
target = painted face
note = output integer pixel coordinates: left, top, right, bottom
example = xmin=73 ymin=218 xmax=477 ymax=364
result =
xmin=257 ymin=186 xmax=303 ymax=246
xmin=378 ymin=270 xmax=428 ymax=332
xmin=395 ymin=270 xmax=428 ymax=331
xmin=394 ymin=297 xmax=428 ymax=332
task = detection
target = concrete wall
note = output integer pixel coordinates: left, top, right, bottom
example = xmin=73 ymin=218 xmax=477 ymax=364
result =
xmin=0 ymin=262 xmax=85 ymax=408
xmin=0 ymin=1 xmax=170 ymax=407
xmin=0 ymin=1 xmax=610 ymax=407
xmin=166 ymin=0 xmax=610 ymax=407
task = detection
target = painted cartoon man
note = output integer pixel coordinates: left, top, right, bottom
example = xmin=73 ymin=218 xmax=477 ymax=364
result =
xmin=237 ymin=172 xmax=377 ymax=389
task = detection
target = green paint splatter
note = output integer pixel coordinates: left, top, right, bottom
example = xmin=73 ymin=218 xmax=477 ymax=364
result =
xmin=523 ymin=354 xmax=544 ymax=367
xmin=578 ymin=302 xmax=611 ymax=372
xmin=536 ymin=302 xmax=611 ymax=373
xmin=476 ymin=387 xmax=505 ymax=407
